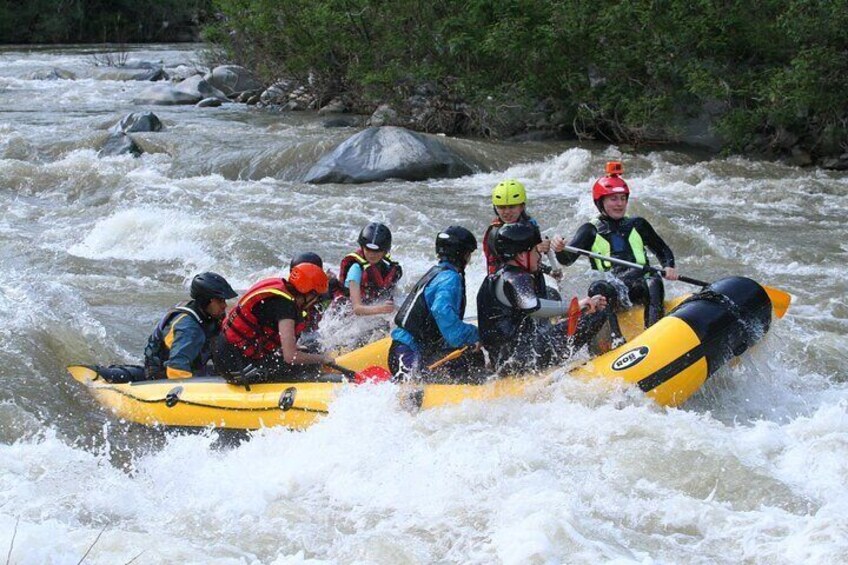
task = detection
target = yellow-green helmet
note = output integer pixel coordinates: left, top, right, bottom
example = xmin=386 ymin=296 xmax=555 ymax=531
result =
xmin=491 ymin=179 xmax=527 ymax=206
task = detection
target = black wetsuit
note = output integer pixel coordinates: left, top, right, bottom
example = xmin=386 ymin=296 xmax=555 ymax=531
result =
xmin=556 ymin=215 xmax=675 ymax=328
xmin=477 ymin=265 xmax=607 ymax=373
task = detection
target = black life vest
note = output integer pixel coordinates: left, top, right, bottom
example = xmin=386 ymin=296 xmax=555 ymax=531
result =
xmin=394 ymin=265 xmax=465 ymax=353
xmin=143 ymin=301 xmax=216 ymax=379
xmin=337 ymin=251 xmax=403 ymax=303
xmin=477 ymin=266 xmax=556 ymax=369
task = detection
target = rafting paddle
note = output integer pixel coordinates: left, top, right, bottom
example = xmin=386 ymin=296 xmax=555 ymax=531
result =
xmin=561 ymin=245 xmax=791 ymax=318
xmin=426 ymin=347 xmax=469 ymax=371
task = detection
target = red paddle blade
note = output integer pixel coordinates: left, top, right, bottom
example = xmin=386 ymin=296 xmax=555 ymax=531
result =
xmin=354 ymin=366 xmax=393 ymax=384
xmin=567 ymin=297 xmax=580 ymax=336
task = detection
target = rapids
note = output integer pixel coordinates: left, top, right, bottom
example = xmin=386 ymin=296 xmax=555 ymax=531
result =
xmin=1 ymin=44 xmax=846 ymax=564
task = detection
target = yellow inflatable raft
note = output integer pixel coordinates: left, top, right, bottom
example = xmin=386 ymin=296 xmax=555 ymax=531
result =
xmin=69 ymin=276 xmax=779 ymax=429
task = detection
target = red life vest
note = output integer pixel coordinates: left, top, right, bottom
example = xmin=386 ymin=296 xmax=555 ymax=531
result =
xmin=483 ymin=214 xmax=536 ymax=275
xmin=482 ymin=218 xmax=503 ymax=275
xmin=336 ymin=250 xmax=403 ymax=303
xmin=221 ymin=278 xmax=296 ymax=360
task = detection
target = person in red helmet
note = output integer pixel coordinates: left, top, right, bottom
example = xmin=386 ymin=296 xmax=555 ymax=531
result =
xmin=554 ymin=161 xmax=678 ymax=331
xmin=212 ymin=262 xmax=334 ymax=384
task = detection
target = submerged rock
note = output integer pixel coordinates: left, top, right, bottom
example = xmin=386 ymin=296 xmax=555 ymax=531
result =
xmin=95 ymin=66 xmax=166 ymax=81
xmin=98 ymin=132 xmax=142 ymax=158
xmin=28 ymin=68 xmax=75 ymax=80
xmin=133 ymin=75 xmax=226 ymax=106
xmin=304 ymin=126 xmax=475 ymax=184
xmin=111 ymin=112 xmax=162 ymax=134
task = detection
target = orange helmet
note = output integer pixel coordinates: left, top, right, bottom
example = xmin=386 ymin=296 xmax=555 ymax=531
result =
xmin=288 ymin=262 xmax=329 ymax=295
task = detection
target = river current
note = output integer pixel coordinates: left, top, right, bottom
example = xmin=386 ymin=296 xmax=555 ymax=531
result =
xmin=0 ymin=45 xmax=846 ymax=564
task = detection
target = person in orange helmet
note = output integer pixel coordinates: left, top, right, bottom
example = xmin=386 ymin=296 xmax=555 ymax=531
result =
xmin=212 ymin=262 xmax=334 ymax=384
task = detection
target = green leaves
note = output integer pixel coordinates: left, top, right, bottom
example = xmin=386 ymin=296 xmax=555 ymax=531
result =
xmin=205 ymin=0 xmax=847 ymax=153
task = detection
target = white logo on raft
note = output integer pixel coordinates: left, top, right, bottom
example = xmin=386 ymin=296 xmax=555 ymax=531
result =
xmin=612 ymin=346 xmax=650 ymax=371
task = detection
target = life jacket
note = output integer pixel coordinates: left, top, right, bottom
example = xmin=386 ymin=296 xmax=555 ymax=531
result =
xmin=221 ymin=278 xmax=296 ymax=360
xmin=337 ymin=250 xmax=403 ymax=303
xmin=477 ymin=266 xmax=560 ymax=371
xmin=143 ymin=301 xmax=215 ymax=379
xmin=394 ymin=265 xmax=465 ymax=354
xmin=483 ymin=214 xmax=536 ymax=275
xmin=589 ymin=216 xmax=647 ymax=272
xmin=482 ymin=219 xmax=503 ymax=275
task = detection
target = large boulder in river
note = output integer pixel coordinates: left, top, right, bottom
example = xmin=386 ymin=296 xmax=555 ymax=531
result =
xmin=133 ymin=75 xmax=226 ymax=106
xmin=304 ymin=126 xmax=474 ymax=184
xmin=110 ymin=112 xmax=162 ymax=134
xmin=203 ymin=65 xmax=263 ymax=98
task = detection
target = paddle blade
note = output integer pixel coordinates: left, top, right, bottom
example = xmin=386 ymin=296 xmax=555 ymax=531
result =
xmin=763 ymin=285 xmax=791 ymax=318
xmin=354 ymin=366 xmax=393 ymax=384
xmin=567 ymin=297 xmax=580 ymax=336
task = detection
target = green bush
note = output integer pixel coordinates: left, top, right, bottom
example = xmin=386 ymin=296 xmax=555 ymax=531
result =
xmin=203 ymin=0 xmax=846 ymax=156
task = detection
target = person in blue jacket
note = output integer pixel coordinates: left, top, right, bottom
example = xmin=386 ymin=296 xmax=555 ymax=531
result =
xmin=389 ymin=226 xmax=481 ymax=381
xmin=143 ymin=272 xmax=238 ymax=379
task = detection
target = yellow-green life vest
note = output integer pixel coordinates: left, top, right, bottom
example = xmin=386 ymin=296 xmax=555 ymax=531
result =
xmin=589 ymin=218 xmax=647 ymax=271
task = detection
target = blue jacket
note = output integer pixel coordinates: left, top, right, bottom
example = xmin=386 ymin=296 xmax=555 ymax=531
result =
xmin=392 ymin=261 xmax=478 ymax=351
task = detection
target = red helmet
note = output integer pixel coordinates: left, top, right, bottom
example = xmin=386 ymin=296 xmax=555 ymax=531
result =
xmin=288 ymin=263 xmax=329 ymax=295
xmin=592 ymin=175 xmax=630 ymax=203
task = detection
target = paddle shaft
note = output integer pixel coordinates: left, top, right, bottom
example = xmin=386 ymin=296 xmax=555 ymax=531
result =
xmin=427 ymin=347 xmax=469 ymax=370
xmin=324 ymin=361 xmax=356 ymax=378
xmin=562 ymin=245 xmax=709 ymax=287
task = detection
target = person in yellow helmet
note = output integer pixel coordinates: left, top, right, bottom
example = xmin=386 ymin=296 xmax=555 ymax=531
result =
xmin=483 ymin=179 xmax=555 ymax=276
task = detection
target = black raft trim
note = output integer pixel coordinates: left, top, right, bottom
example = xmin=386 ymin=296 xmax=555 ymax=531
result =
xmin=98 ymin=385 xmax=329 ymax=415
xmin=636 ymin=342 xmax=706 ymax=393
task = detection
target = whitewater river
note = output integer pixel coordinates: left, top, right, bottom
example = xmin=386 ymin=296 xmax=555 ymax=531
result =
xmin=1 ymin=45 xmax=846 ymax=564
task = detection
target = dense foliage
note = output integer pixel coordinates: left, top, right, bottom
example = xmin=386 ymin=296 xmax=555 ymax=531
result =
xmin=205 ymin=0 xmax=847 ymax=157
xmin=0 ymin=0 xmax=211 ymax=43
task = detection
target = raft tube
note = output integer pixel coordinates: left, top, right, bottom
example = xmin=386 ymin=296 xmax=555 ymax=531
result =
xmin=68 ymin=276 xmax=774 ymax=429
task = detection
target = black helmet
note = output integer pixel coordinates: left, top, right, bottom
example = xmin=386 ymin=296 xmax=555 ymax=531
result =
xmin=494 ymin=223 xmax=542 ymax=261
xmin=290 ymin=251 xmax=323 ymax=270
xmin=190 ymin=272 xmax=237 ymax=302
xmin=358 ymin=222 xmax=392 ymax=252
xmin=436 ymin=226 xmax=477 ymax=266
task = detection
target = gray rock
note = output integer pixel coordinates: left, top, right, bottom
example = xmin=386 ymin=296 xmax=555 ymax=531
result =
xmin=318 ymin=98 xmax=347 ymax=115
xmin=133 ymin=84 xmax=203 ymax=105
xmin=95 ymin=66 xmax=165 ymax=81
xmin=260 ymin=82 xmax=294 ymax=105
xmin=133 ymin=75 xmax=226 ymax=105
xmin=111 ymin=112 xmax=162 ymax=134
xmin=174 ymin=75 xmax=227 ymax=100
xmin=123 ymin=58 xmax=164 ymax=69
xmin=98 ymin=132 xmax=142 ymax=158
xmin=28 ymin=68 xmax=75 ymax=80
xmin=196 ymin=97 xmax=223 ymax=108
xmin=820 ymin=156 xmax=848 ymax=170
xmin=367 ymin=104 xmax=399 ymax=127
xmin=204 ymin=65 xmax=263 ymax=97
xmin=305 ymin=126 xmax=474 ymax=184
